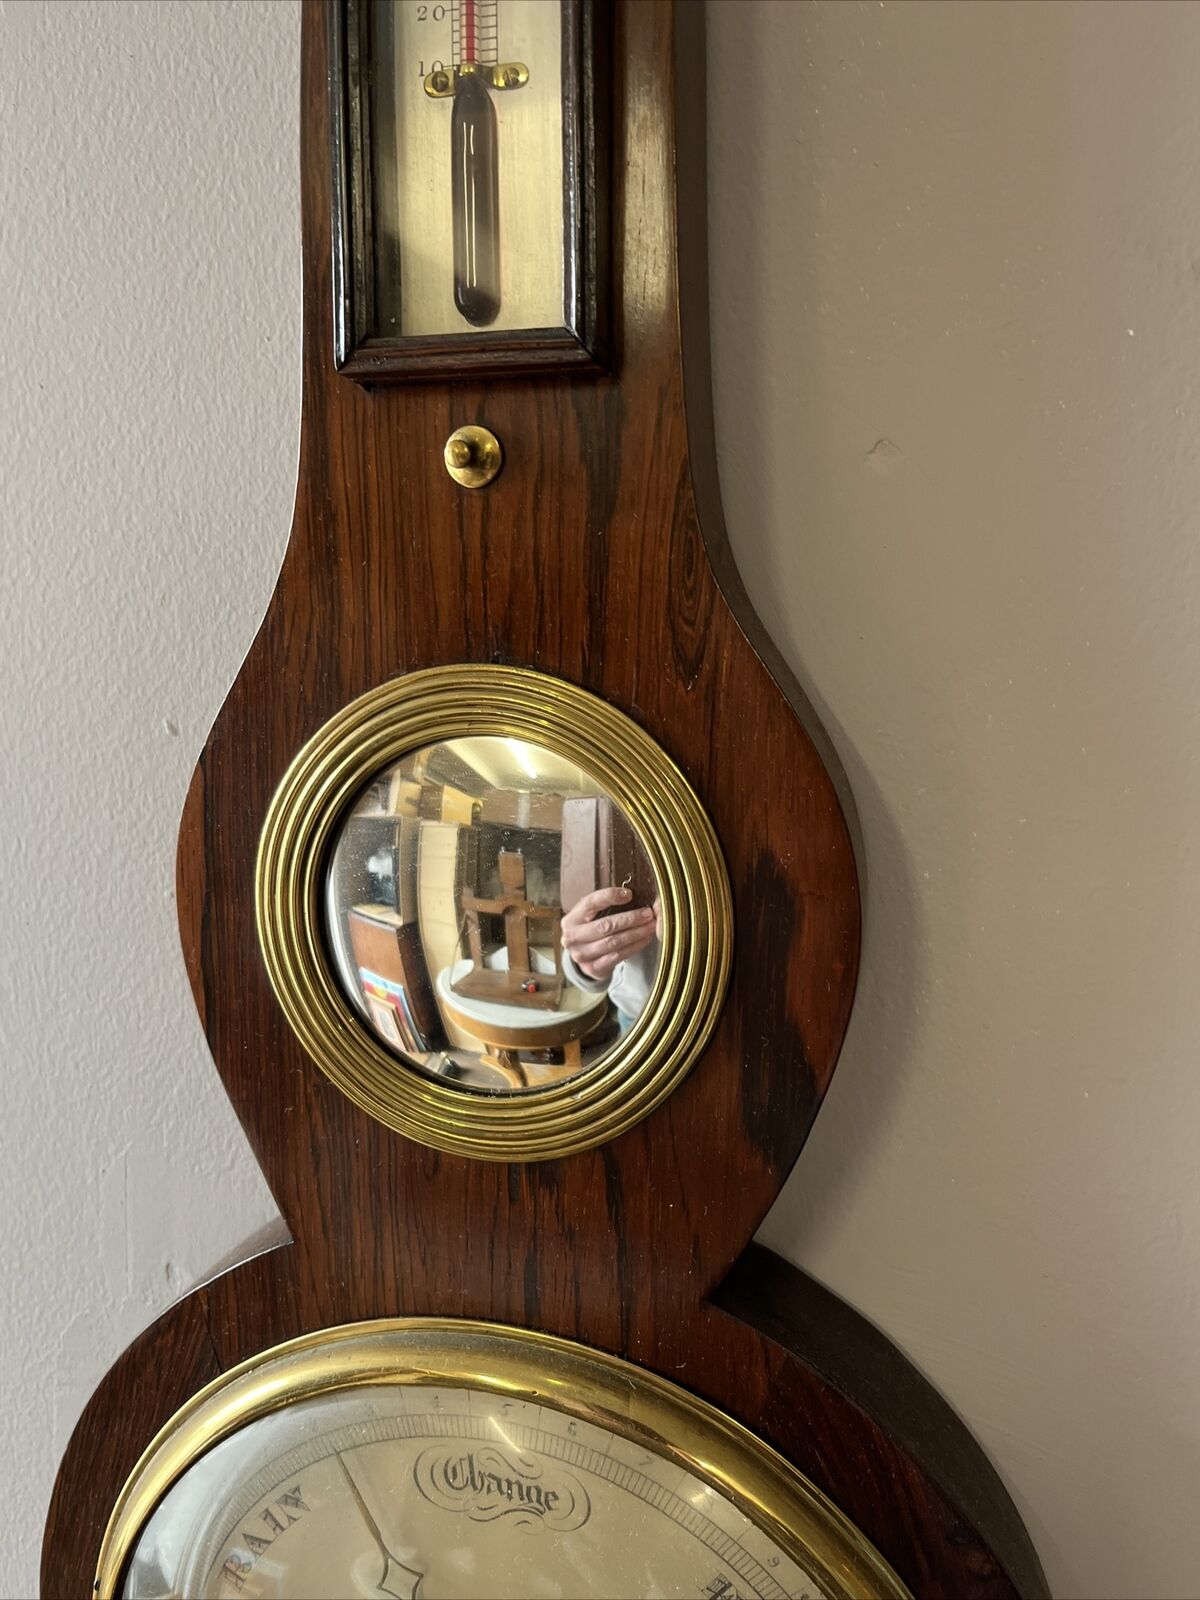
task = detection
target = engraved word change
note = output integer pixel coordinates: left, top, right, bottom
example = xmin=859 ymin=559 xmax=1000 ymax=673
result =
xmin=414 ymin=1444 xmax=590 ymax=1533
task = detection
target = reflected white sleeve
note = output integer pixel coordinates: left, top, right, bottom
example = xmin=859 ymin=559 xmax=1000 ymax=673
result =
xmin=561 ymin=946 xmax=611 ymax=993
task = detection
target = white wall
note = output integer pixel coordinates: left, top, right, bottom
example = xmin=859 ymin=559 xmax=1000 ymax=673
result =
xmin=0 ymin=4 xmax=293 ymax=1592
xmin=708 ymin=6 xmax=1200 ymax=1596
xmin=3 ymin=2 xmax=1199 ymax=1596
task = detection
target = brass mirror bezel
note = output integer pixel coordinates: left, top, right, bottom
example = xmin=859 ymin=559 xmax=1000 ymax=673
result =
xmin=255 ymin=665 xmax=732 ymax=1160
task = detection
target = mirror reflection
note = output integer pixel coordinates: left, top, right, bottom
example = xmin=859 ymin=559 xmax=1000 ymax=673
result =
xmin=325 ymin=737 xmax=660 ymax=1093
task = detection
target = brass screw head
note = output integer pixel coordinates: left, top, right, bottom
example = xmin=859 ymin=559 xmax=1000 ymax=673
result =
xmin=503 ymin=66 xmax=521 ymax=88
xmin=431 ymin=69 xmax=450 ymax=93
xmin=444 ymin=425 xmax=503 ymax=489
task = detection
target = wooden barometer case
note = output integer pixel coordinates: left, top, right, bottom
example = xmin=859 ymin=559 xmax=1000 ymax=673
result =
xmin=43 ymin=4 xmax=1048 ymax=1597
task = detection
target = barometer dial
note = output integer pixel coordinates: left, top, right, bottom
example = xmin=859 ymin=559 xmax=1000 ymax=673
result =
xmin=101 ymin=1323 xmax=908 ymax=1600
xmin=124 ymin=1386 xmax=821 ymax=1600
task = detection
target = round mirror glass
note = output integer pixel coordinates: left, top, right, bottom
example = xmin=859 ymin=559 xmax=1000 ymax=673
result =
xmin=325 ymin=737 xmax=660 ymax=1094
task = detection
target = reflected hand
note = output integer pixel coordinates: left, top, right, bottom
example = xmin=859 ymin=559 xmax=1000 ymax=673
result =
xmin=562 ymin=887 xmax=657 ymax=981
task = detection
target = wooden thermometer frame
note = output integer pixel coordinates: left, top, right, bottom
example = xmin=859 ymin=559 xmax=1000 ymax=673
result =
xmin=332 ymin=0 xmax=611 ymax=379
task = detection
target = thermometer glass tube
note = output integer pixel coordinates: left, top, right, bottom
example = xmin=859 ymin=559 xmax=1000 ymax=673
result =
xmin=452 ymin=59 xmax=501 ymax=325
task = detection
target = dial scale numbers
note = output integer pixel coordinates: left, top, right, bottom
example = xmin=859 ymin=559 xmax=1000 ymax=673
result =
xmin=123 ymin=1384 xmax=825 ymax=1600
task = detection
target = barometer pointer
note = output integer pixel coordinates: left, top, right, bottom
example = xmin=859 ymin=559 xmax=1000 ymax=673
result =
xmin=336 ymin=1456 xmax=426 ymax=1600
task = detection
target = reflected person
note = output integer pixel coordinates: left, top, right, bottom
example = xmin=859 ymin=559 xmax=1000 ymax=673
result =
xmin=560 ymin=886 xmax=660 ymax=1029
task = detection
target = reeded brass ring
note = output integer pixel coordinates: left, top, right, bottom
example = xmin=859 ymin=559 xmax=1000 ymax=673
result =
xmin=255 ymin=665 xmax=732 ymax=1160
xmin=94 ymin=1318 xmax=910 ymax=1600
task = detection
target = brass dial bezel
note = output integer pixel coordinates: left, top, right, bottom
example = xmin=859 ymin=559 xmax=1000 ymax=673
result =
xmin=255 ymin=665 xmax=732 ymax=1160
xmin=94 ymin=1318 xmax=911 ymax=1600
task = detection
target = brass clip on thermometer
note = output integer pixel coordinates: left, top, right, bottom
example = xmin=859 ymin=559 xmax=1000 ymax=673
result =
xmin=424 ymin=0 xmax=528 ymax=325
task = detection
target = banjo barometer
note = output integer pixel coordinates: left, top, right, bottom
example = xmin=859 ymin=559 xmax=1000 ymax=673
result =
xmin=43 ymin=5 xmax=1048 ymax=1598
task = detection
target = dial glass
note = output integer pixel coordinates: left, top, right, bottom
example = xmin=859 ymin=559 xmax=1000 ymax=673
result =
xmin=122 ymin=1382 xmax=821 ymax=1600
xmin=324 ymin=736 xmax=661 ymax=1094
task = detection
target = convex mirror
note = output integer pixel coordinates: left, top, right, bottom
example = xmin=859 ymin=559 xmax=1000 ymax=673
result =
xmin=326 ymin=737 xmax=660 ymax=1093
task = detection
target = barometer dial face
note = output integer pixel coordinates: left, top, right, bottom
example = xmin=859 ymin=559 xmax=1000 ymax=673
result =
xmin=124 ymin=1376 xmax=838 ymax=1600
xmin=105 ymin=1323 xmax=905 ymax=1600
xmin=122 ymin=1384 xmax=823 ymax=1600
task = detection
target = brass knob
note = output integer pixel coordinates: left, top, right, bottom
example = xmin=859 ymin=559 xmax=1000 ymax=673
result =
xmin=444 ymin=425 xmax=503 ymax=489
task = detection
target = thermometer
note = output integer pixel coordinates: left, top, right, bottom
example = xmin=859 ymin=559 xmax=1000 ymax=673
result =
xmin=425 ymin=0 xmax=529 ymax=326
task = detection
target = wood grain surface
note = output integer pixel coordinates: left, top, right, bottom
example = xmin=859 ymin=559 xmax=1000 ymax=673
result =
xmin=43 ymin=4 xmax=1047 ymax=1596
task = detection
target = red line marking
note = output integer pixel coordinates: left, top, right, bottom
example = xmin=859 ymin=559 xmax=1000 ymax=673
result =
xmin=463 ymin=0 xmax=476 ymax=63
